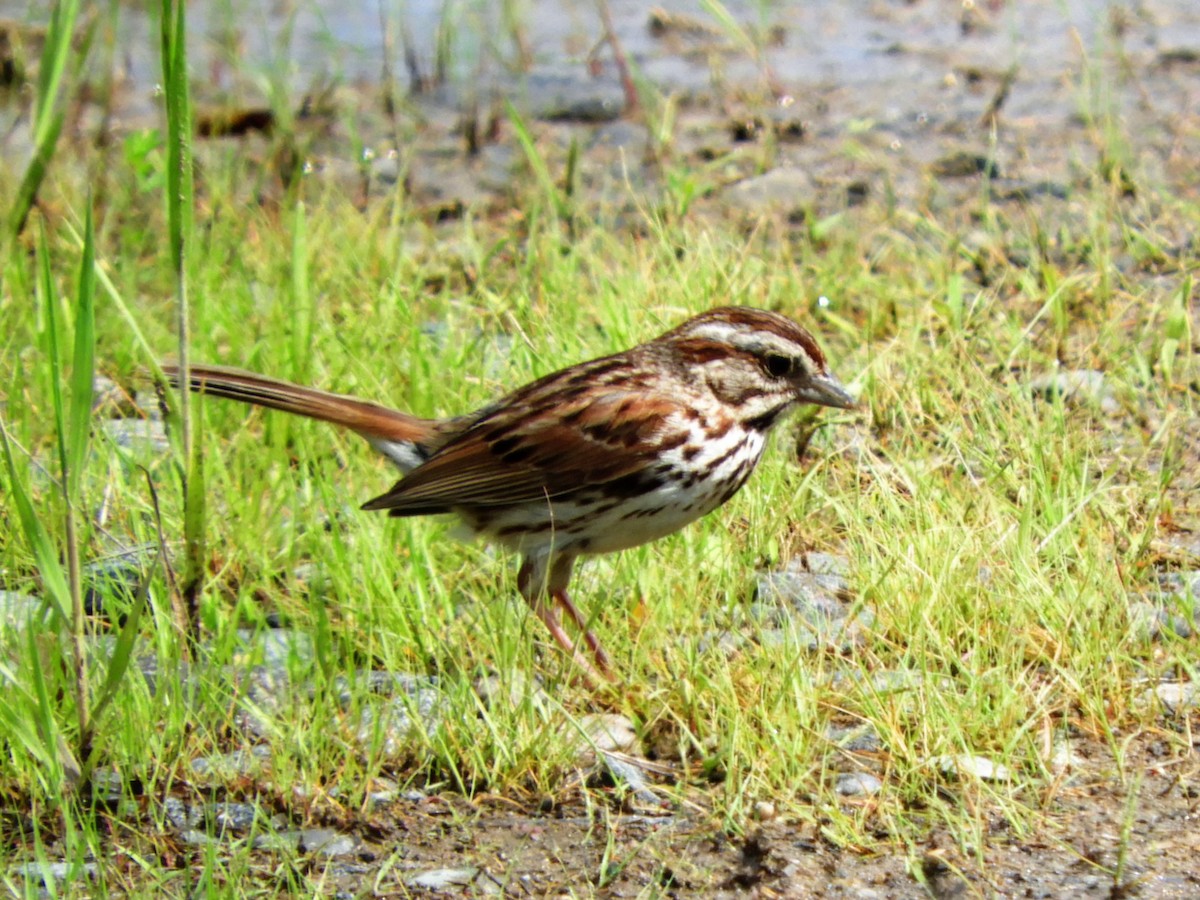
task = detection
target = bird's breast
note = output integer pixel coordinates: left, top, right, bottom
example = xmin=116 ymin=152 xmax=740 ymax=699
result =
xmin=461 ymin=423 xmax=768 ymax=557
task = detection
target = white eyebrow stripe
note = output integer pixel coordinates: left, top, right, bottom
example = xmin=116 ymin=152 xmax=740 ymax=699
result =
xmin=678 ymin=316 xmax=825 ymax=376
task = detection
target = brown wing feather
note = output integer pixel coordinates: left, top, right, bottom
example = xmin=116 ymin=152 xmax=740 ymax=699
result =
xmin=361 ymin=388 xmax=685 ymax=515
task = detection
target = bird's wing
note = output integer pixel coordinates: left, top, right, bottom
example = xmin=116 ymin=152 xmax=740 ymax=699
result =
xmin=361 ymin=387 xmax=692 ymax=515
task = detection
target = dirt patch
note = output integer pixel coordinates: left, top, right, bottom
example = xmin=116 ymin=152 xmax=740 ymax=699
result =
xmin=65 ymin=730 xmax=1184 ymax=897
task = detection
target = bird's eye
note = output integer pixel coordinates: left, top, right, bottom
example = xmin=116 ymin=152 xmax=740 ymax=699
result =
xmin=764 ymin=354 xmax=793 ymax=378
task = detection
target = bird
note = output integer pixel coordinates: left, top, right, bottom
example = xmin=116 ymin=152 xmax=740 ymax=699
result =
xmin=162 ymin=306 xmax=854 ymax=682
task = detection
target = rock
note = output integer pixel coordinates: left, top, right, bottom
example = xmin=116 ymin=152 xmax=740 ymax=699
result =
xmin=518 ymin=67 xmax=625 ymax=122
xmin=365 ymin=777 xmax=401 ymax=808
xmin=1157 ymin=570 xmax=1200 ymax=599
xmin=476 ymin=144 xmax=521 ymax=194
xmin=836 ymin=772 xmax=883 ymax=796
xmin=134 ymin=652 xmax=191 ymax=698
xmin=90 ymin=769 xmax=124 ymax=806
xmin=234 ymin=647 xmax=442 ymax=747
xmin=133 ymin=391 xmax=164 ymax=421
xmin=722 ymin=167 xmax=813 ymax=218
xmin=827 ymin=723 xmax=883 ymax=753
xmin=210 ymin=801 xmax=262 ymax=835
xmin=101 ymin=417 xmax=171 ymax=454
xmin=83 ymin=545 xmax=156 ymax=621
xmin=830 ymin=669 xmax=936 ymax=694
xmin=163 ymin=797 xmax=202 ymax=831
xmin=1153 ymin=531 xmax=1200 ymax=564
xmin=1138 ymin=682 xmax=1198 ymax=714
xmin=92 ymin=374 xmax=137 ymax=417
xmin=474 ymin=669 xmax=553 ymax=712
xmin=190 ymin=745 xmax=272 ymax=782
xmin=353 ymin=679 xmax=444 ymax=756
xmin=803 ymin=553 xmax=852 ymax=577
xmin=369 ymin=150 xmax=402 ymax=185
xmin=179 ymin=829 xmax=217 ymax=847
xmin=698 ymin=628 xmax=748 ymax=657
xmin=1050 ymin=740 xmax=1084 ymax=773
xmin=406 ymin=158 xmax=496 ymax=216
xmin=234 ymin=627 xmax=316 ymax=670
xmin=752 ymin=800 xmax=777 ymax=821
xmin=757 ymin=570 xmax=843 ymax=609
xmin=0 ymin=590 xmax=46 ymax=635
xmin=1128 ymin=600 xmax=1193 ymax=640
xmin=1028 ymin=369 xmax=1119 ymax=414
xmin=236 ymin=668 xmax=298 ymax=737
xmin=165 ymin=799 xmax=263 ymax=837
xmin=10 ymin=861 xmax=99 ymax=890
xmin=929 ymin=754 xmax=1012 ymax=782
xmin=417 ymin=321 xmax=514 ymax=380
xmin=254 ymin=828 xmax=358 ymax=857
xmin=756 ymin=561 xmax=873 ymax=652
xmin=574 ymin=713 xmax=640 ymax=762
xmin=930 ymin=151 xmax=999 ymax=178
xmin=406 ymin=867 xmax=481 ymax=890
xmin=600 ymin=754 xmax=660 ymax=807
xmin=337 ymin=670 xmax=439 ymax=704
xmin=989 ymin=179 xmax=1069 ymax=201
xmin=591 ymin=120 xmax=650 ymax=152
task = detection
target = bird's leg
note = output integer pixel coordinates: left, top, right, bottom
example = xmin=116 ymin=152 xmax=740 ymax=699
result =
xmin=519 ymin=555 xmax=610 ymax=685
xmin=529 ymin=597 xmax=608 ymax=686
xmin=551 ymin=588 xmax=612 ymax=674
xmin=545 ymin=551 xmax=614 ymax=677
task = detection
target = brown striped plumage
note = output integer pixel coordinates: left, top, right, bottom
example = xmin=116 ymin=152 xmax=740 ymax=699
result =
xmin=163 ymin=306 xmax=854 ymax=682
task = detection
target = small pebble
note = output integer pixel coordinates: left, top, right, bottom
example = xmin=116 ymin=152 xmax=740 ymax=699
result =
xmin=1029 ymin=369 xmax=1119 ymax=414
xmin=11 ymin=861 xmax=99 ymax=887
xmin=753 ymin=800 xmax=778 ymax=820
xmin=602 ymin=755 xmax=660 ymax=807
xmin=827 ymin=724 xmax=883 ymax=753
xmin=1050 ymin=740 xmax=1084 ymax=773
xmin=189 ymin=745 xmax=272 ymax=781
xmin=836 ymin=773 xmax=883 ymax=796
xmin=101 ymin=417 xmax=171 ymax=454
xmin=406 ymin=867 xmax=480 ymax=889
xmin=1141 ymin=682 xmax=1197 ymax=713
xmin=1128 ymin=601 xmax=1193 ymax=640
xmin=353 ymin=683 xmax=444 ymax=756
xmin=576 ymin=713 xmax=639 ymax=759
xmin=929 ymin=754 xmax=1012 ymax=782
xmin=254 ymin=828 xmax=358 ymax=857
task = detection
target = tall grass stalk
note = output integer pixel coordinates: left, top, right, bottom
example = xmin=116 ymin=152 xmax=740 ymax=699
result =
xmin=159 ymin=0 xmax=204 ymax=637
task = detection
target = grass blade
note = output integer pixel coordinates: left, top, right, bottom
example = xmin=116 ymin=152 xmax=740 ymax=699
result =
xmin=505 ymin=101 xmax=571 ymax=224
xmin=160 ymin=0 xmax=204 ymax=631
xmin=88 ymin=558 xmax=153 ymax=730
xmin=0 ymin=423 xmax=70 ymax=624
xmin=67 ymin=204 xmax=95 ymax=501
xmin=290 ymin=201 xmax=313 ymax=383
xmin=4 ymin=0 xmax=83 ymax=247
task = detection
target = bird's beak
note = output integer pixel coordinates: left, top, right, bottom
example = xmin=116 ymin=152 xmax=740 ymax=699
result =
xmin=797 ymin=372 xmax=856 ymax=410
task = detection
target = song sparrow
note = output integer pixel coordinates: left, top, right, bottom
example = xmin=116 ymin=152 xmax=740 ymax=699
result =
xmin=162 ymin=306 xmax=854 ymax=681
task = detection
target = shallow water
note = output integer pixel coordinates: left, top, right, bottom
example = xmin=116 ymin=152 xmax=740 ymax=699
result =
xmin=4 ymin=0 xmax=1197 ymax=119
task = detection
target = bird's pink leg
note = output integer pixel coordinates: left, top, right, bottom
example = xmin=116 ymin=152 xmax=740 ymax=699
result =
xmin=552 ymin=588 xmax=612 ymax=674
xmin=519 ymin=556 xmax=610 ymax=684
xmin=530 ymin=598 xmax=609 ymax=685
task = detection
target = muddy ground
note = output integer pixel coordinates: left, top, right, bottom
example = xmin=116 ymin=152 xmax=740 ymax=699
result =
xmin=247 ymin=731 xmax=1198 ymax=898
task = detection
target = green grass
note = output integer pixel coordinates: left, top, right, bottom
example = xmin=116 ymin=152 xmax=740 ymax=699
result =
xmin=0 ymin=3 xmax=1198 ymax=896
